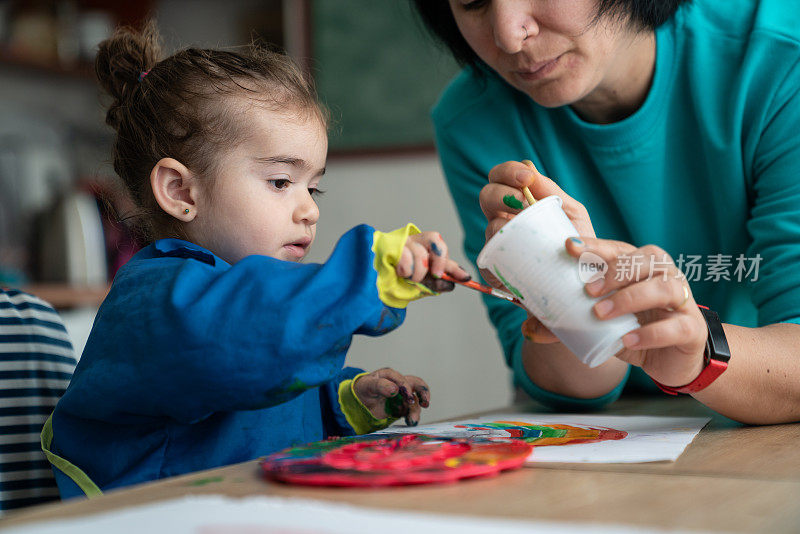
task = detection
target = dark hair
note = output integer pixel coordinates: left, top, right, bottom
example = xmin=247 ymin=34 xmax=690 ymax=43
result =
xmin=95 ymin=21 xmax=324 ymax=243
xmin=410 ymin=0 xmax=691 ymax=67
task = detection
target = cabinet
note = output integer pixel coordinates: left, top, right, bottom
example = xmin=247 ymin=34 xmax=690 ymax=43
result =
xmin=0 ymin=1 xmax=154 ymax=77
xmin=0 ymin=2 xmax=152 ymax=307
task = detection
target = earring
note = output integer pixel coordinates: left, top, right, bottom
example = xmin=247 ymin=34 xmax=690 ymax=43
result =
xmin=183 ymin=208 xmax=190 ymax=214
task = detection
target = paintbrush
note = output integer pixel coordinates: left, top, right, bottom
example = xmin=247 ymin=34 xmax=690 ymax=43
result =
xmin=521 ymin=159 xmax=537 ymax=206
xmin=440 ymin=273 xmax=523 ymax=307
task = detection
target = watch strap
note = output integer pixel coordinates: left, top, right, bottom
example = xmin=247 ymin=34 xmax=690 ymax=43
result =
xmin=654 ymin=357 xmax=728 ymax=395
xmin=653 ymin=305 xmax=730 ymax=395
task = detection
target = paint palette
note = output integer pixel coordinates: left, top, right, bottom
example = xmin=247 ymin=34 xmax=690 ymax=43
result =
xmin=260 ymin=433 xmax=532 ymax=487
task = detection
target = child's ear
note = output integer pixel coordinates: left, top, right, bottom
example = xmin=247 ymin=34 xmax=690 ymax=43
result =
xmin=150 ymin=158 xmax=199 ymax=222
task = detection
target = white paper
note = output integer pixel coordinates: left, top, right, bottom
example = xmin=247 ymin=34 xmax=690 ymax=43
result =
xmin=2 ymin=494 xmax=701 ymax=533
xmin=374 ymin=414 xmax=710 ymax=463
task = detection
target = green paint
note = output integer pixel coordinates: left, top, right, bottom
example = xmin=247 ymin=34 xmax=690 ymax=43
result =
xmin=502 ymin=194 xmax=524 ymax=210
xmin=458 ymin=422 xmax=568 ymax=442
xmin=384 ymin=393 xmax=405 ymax=418
xmin=493 ymin=267 xmax=524 ymax=300
xmin=285 ymin=378 xmax=307 ymax=394
xmin=188 ymin=476 xmax=223 ymax=486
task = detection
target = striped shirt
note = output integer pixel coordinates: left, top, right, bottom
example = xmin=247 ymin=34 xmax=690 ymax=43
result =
xmin=0 ymin=289 xmax=76 ymax=514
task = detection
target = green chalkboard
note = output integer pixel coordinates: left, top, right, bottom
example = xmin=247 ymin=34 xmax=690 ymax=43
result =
xmin=311 ymin=0 xmax=460 ymax=152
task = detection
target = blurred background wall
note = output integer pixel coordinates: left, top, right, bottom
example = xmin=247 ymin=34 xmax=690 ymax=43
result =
xmin=0 ymin=0 xmax=513 ymax=422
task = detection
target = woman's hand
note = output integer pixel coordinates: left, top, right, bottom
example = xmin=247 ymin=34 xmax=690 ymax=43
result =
xmin=565 ymin=237 xmax=708 ymax=387
xmin=481 ymin=160 xmax=596 ymax=242
xmin=353 ymin=368 xmax=430 ymax=426
xmin=480 ymin=160 xmax=596 ymax=343
xmin=396 ymin=231 xmax=471 ymax=292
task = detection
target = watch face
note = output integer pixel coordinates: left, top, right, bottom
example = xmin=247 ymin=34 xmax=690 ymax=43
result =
xmin=699 ymin=307 xmax=731 ymax=363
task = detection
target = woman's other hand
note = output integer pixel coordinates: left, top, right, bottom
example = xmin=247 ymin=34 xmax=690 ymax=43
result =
xmin=565 ymin=237 xmax=708 ymax=387
xmin=481 ymin=160 xmax=596 ymax=242
xmin=480 ymin=160 xmax=596 ymax=343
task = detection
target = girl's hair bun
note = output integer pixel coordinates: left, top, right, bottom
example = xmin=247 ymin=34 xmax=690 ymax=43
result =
xmin=95 ymin=20 xmax=162 ymax=130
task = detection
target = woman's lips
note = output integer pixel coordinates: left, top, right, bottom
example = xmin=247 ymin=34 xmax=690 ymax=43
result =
xmin=515 ymin=55 xmax=562 ymax=81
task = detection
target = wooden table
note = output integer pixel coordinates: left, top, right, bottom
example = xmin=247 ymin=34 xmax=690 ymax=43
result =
xmin=4 ymin=396 xmax=800 ymax=532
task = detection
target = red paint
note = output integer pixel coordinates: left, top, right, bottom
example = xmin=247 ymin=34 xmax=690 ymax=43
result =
xmin=260 ymin=434 xmax=532 ymax=487
xmin=558 ymin=427 xmax=629 ymax=446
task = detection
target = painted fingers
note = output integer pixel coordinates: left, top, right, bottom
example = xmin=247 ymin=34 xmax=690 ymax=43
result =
xmin=397 ymin=231 xmax=470 ymax=292
xmin=482 ymin=161 xmax=596 ymax=240
xmin=354 ymin=368 xmax=430 ymax=426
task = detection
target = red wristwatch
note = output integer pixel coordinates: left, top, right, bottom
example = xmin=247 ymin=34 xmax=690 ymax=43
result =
xmin=653 ymin=305 xmax=730 ymax=395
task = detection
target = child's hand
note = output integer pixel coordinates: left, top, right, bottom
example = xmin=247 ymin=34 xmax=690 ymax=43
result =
xmin=353 ymin=368 xmax=430 ymax=426
xmin=396 ymin=232 xmax=471 ymax=292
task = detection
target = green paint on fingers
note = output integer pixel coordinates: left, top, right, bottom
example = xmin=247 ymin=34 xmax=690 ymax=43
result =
xmin=384 ymin=393 xmax=405 ymax=418
xmin=502 ymin=195 xmax=524 ymax=210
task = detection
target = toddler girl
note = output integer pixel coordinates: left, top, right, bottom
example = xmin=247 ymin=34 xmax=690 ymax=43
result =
xmin=43 ymin=23 xmax=470 ymax=498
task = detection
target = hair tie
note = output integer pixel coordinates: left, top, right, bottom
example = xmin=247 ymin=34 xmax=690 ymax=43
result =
xmin=138 ymin=70 xmax=149 ymax=82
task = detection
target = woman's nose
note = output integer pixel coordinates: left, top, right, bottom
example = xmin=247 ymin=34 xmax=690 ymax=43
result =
xmin=492 ymin=3 xmax=537 ymax=54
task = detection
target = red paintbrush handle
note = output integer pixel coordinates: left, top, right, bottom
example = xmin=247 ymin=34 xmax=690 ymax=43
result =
xmin=440 ymin=273 xmax=490 ymax=294
xmin=440 ymin=273 xmax=522 ymax=306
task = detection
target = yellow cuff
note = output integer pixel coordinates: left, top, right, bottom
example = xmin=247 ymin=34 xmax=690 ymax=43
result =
xmin=338 ymin=373 xmax=397 ymax=434
xmin=41 ymin=414 xmax=103 ymax=498
xmin=372 ymin=223 xmax=435 ymax=309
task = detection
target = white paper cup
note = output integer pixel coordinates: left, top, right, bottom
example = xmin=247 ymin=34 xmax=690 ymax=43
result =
xmin=477 ymin=195 xmax=639 ymax=367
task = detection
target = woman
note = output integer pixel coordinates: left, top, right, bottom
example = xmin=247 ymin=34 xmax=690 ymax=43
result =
xmin=411 ymin=0 xmax=800 ymax=424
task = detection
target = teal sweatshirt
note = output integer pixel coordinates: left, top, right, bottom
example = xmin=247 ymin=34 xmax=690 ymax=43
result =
xmin=432 ymin=0 xmax=800 ymax=409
